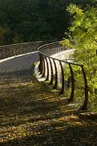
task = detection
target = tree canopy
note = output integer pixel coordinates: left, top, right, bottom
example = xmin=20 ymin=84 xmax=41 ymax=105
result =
xmin=61 ymin=0 xmax=97 ymax=111
xmin=0 ymin=0 xmax=93 ymax=45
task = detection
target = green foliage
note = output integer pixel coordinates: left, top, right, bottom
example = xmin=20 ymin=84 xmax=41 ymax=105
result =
xmin=0 ymin=26 xmax=6 ymax=45
xmin=12 ymin=33 xmax=23 ymax=44
xmin=0 ymin=0 xmax=69 ymax=45
xmin=61 ymin=2 xmax=97 ymax=111
xmin=0 ymin=0 xmax=93 ymax=45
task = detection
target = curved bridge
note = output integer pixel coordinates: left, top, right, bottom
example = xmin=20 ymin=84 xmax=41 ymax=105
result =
xmin=38 ymin=42 xmax=88 ymax=110
xmin=0 ymin=41 xmax=43 ymax=74
xmin=1 ymin=41 xmax=97 ymax=146
xmin=0 ymin=41 xmax=88 ymax=110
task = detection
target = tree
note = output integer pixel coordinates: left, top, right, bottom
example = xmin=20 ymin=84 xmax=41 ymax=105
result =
xmin=61 ymin=1 xmax=97 ymax=111
xmin=0 ymin=0 xmax=94 ymax=45
xmin=0 ymin=26 xmax=6 ymax=45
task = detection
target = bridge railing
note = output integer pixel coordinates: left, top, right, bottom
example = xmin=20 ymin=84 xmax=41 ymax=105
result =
xmin=38 ymin=42 xmax=88 ymax=110
xmin=0 ymin=41 xmax=44 ymax=59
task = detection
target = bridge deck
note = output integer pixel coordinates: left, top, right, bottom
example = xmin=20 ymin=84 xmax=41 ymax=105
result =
xmin=0 ymin=67 xmax=97 ymax=146
xmin=0 ymin=52 xmax=97 ymax=146
xmin=0 ymin=52 xmax=39 ymax=72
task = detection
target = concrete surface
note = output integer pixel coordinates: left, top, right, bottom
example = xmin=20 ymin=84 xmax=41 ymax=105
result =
xmin=0 ymin=52 xmax=39 ymax=73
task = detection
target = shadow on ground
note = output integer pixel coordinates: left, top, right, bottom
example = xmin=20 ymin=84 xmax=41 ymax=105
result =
xmin=0 ymin=70 xmax=97 ymax=146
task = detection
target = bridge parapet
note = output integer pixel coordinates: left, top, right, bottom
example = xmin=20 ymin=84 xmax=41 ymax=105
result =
xmin=38 ymin=41 xmax=88 ymax=111
xmin=0 ymin=41 xmax=44 ymax=59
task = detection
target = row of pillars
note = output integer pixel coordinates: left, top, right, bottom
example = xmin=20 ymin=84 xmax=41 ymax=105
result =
xmin=0 ymin=47 xmax=28 ymax=59
xmin=0 ymin=43 xmax=40 ymax=59
xmin=39 ymin=52 xmax=88 ymax=110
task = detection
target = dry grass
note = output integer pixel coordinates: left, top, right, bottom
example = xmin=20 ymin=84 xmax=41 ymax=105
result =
xmin=0 ymin=71 xmax=97 ymax=146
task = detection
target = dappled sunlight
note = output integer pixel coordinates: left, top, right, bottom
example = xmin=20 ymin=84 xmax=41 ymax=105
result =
xmin=0 ymin=73 xmax=97 ymax=146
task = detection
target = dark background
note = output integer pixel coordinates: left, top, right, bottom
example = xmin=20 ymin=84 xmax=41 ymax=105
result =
xmin=0 ymin=0 xmax=93 ymax=45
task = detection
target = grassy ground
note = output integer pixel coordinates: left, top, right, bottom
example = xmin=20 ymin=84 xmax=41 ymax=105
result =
xmin=0 ymin=70 xmax=97 ymax=146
